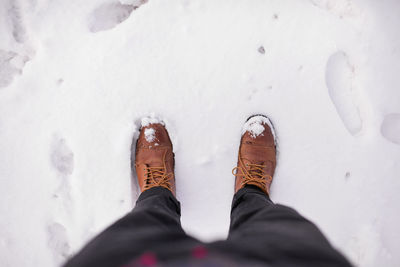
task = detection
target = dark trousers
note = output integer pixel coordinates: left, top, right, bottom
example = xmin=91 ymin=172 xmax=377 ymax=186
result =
xmin=64 ymin=186 xmax=352 ymax=267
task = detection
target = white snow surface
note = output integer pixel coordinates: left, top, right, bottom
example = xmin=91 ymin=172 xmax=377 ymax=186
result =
xmin=0 ymin=0 xmax=400 ymax=266
xmin=144 ymin=128 xmax=156 ymax=143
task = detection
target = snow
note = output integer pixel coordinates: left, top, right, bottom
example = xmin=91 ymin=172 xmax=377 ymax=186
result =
xmin=242 ymin=115 xmax=276 ymax=140
xmin=141 ymin=114 xmax=164 ymax=127
xmin=0 ymin=0 xmax=400 ymax=267
xmin=144 ymin=127 xmax=156 ymax=143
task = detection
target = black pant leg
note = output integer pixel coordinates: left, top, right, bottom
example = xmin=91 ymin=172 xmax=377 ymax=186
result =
xmin=64 ymin=187 xmax=200 ymax=267
xmin=227 ymin=186 xmax=352 ymax=267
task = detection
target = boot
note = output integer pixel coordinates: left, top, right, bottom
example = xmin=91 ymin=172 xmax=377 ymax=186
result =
xmin=135 ymin=119 xmax=176 ymax=196
xmin=233 ymin=115 xmax=277 ymax=195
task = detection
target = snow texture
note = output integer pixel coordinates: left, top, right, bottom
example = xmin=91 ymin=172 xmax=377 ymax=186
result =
xmin=141 ymin=115 xmax=165 ymax=127
xmin=0 ymin=0 xmax=400 ymax=267
xmin=144 ymin=128 xmax=156 ymax=143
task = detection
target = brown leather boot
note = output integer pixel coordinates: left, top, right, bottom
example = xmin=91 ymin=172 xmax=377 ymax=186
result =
xmin=233 ymin=115 xmax=277 ymax=195
xmin=135 ymin=119 xmax=176 ymax=196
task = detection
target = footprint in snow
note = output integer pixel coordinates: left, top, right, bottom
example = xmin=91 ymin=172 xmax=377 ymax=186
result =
xmin=47 ymin=222 xmax=71 ymax=264
xmin=48 ymin=137 xmax=74 ymax=264
xmin=381 ymin=113 xmax=400 ymax=145
xmin=0 ymin=50 xmax=30 ymax=88
xmin=88 ymin=0 xmax=148 ymax=33
xmin=8 ymin=0 xmax=28 ymax=43
xmin=0 ymin=0 xmax=34 ymax=88
xmin=51 ymin=136 xmax=74 ymax=176
xmin=50 ymin=135 xmax=75 ymax=216
xmin=325 ymin=51 xmax=363 ymax=136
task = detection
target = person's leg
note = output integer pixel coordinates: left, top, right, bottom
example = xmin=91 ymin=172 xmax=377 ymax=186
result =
xmin=218 ymin=115 xmax=352 ymax=266
xmin=227 ymin=185 xmax=352 ymax=267
xmin=64 ymin=187 xmax=200 ymax=267
xmin=65 ymin=119 xmax=200 ymax=267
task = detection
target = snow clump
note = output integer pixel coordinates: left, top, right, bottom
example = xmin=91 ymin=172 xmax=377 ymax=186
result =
xmin=242 ymin=115 xmax=276 ymax=140
xmin=141 ymin=115 xmax=165 ymax=127
xmin=144 ymin=128 xmax=156 ymax=143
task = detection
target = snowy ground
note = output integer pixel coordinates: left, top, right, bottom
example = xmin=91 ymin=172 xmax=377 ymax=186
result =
xmin=0 ymin=0 xmax=399 ymax=266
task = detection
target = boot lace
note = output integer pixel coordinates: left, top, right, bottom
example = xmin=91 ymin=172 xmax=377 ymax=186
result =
xmin=232 ymin=157 xmax=271 ymax=189
xmin=143 ymin=157 xmax=173 ymax=191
